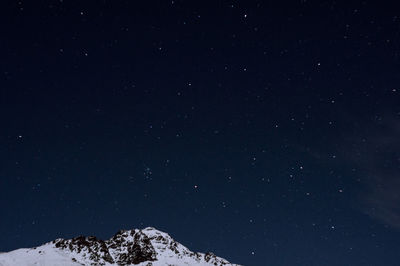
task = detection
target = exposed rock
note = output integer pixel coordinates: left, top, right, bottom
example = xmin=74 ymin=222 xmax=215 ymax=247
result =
xmin=1 ymin=227 xmax=240 ymax=266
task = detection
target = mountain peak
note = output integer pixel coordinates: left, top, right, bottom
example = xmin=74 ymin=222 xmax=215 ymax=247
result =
xmin=0 ymin=227 xmax=240 ymax=266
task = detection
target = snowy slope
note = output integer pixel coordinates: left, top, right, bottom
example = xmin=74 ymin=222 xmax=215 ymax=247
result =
xmin=0 ymin=227 xmax=240 ymax=266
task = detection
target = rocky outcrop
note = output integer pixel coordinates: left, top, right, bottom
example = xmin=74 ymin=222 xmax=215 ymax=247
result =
xmin=1 ymin=227 xmax=240 ymax=266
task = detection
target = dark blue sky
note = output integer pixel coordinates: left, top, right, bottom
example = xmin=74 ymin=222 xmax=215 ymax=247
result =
xmin=1 ymin=1 xmax=400 ymax=265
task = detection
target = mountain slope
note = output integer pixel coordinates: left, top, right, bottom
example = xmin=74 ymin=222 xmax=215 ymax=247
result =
xmin=0 ymin=227 xmax=240 ymax=266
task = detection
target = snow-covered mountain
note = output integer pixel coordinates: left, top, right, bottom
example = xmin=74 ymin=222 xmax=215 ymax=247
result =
xmin=0 ymin=227 xmax=240 ymax=266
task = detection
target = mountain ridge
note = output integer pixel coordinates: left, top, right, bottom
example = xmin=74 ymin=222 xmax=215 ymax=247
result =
xmin=0 ymin=227 xmax=240 ymax=266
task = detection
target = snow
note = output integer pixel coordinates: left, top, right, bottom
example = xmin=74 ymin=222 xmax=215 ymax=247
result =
xmin=0 ymin=244 xmax=81 ymax=266
xmin=0 ymin=227 xmax=240 ymax=266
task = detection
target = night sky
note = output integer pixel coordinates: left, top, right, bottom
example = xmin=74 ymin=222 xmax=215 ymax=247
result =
xmin=1 ymin=1 xmax=400 ymax=265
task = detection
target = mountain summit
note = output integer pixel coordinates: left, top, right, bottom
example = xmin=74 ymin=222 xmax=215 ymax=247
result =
xmin=0 ymin=227 xmax=240 ymax=266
